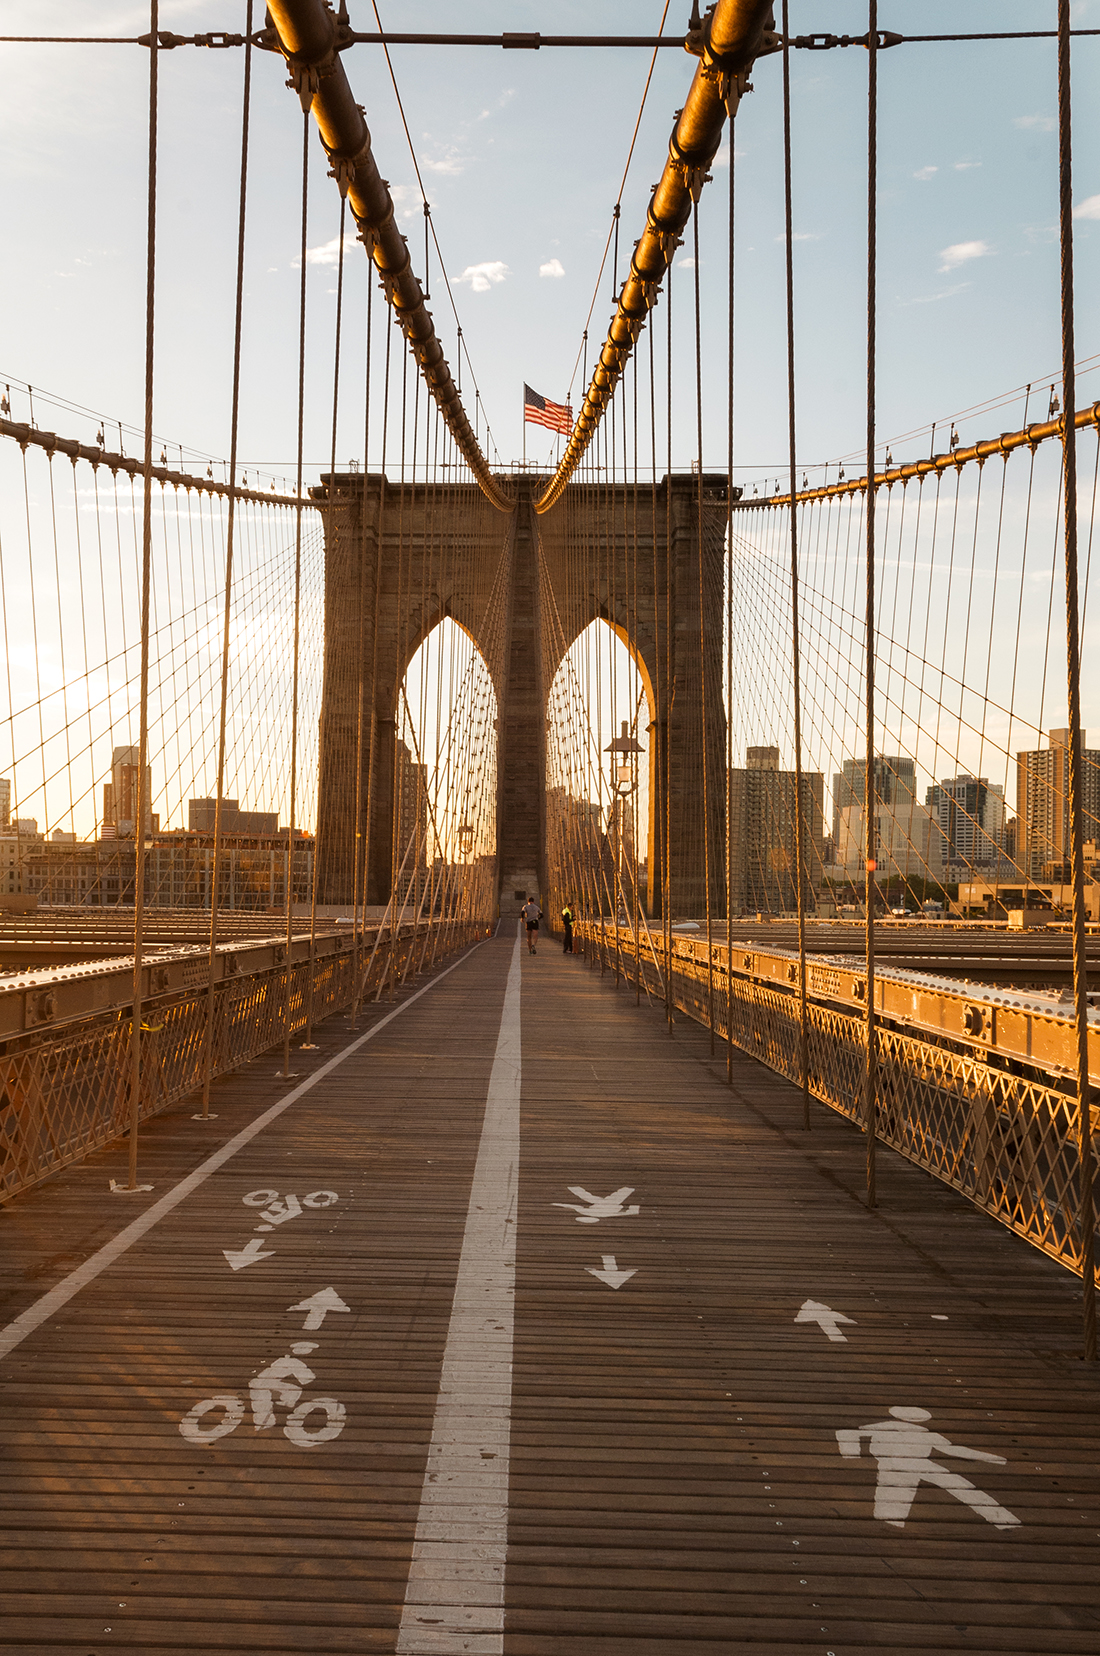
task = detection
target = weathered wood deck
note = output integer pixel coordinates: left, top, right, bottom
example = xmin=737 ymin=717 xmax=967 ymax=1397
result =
xmin=1 ymin=923 xmax=1098 ymax=1653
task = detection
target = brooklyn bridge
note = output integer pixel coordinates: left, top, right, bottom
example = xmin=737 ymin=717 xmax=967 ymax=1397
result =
xmin=1 ymin=3 xmax=1099 ymax=1651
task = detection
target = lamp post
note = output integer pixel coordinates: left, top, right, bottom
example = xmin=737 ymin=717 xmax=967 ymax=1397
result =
xmin=604 ymin=720 xmax=643 ymax=935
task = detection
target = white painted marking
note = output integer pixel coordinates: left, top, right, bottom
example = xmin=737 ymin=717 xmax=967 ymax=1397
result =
xmin=222 ymin=1237 xmax=277 ymax=1272
xmin=396 ymin=929 xmax=521 ymax=1655
xmin=836 ymin=1406 xmax=1020 ymax=1529
xmin=585 ymin=1254 xmax=637 ymax=1290
xmin=291 ymin=1341 xmax=319 ymax=1356
xmin=795 ymin=1298 xmax=855 ymax=1342
xmin=0 ymin=940 xmax=485 ymax=1362
xmin=243 ymin=1188 xmax=280 ymax=1208
xmin=257 ymin=1193 xmax=302 ymax=1226
xmin=303 ymin=1189 xmax=338 ymax=1208
xmin=249 ymin=1354 xmax=315 ymax=1429
xmin=109 ymin=1179 xmax=153 ymax=1194
xmin=285 ymin=1395 xmax=346 ymax=1446
xmin=178 ymin=1394 xmax=245 ymax=1445
xmin=290 ymin=1286 xmax=351 ymax=1331
xmin=553 ymin=1185 xmax=640 ymax=1224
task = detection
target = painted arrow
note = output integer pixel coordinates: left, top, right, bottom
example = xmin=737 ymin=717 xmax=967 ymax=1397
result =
xmin=223 ymin=1237 xmax=277 ymax=1272
xmin=290 ymin=1286 xmax=352 ymax=1331
xmin=794 ymin=1298 xmax=856 ymax=1343
xmin=585 ymin=1254 xmax=638 ymax=1290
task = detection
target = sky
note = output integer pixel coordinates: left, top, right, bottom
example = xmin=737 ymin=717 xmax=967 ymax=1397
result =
xmin=1 ymin=2 xmax=1099 ymax=843
xmin=1 ymin=1 xmax=1097 ymax=487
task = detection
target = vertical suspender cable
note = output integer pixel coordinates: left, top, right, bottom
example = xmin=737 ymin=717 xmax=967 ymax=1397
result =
xmin=665 ymin=266 xmax=675 ymax=1030
xmin=281 ymin=107 xmax=310 ymax=1080
xmin=1055 ymin=0 xmax=1097 ymax=1360
xmin=864 ymin=1 xmax=879 ymax=1208
xmin=693 ymin=201 xmax=715 ymax=1052
xmin=201 ymin=3 xmax=253 ymax=1115
xmin=304 ymin=190 xmax=348 ymax=1045
xmin=128 ymin=1 xmax=158 ymax=1188
xmin=781 ymin=1 xmax=811 ymax=1128
xmin=726 ymin=123 xmax=735 ymax=1084
xmin=351 ymin=269 xmax=374 ymax=1026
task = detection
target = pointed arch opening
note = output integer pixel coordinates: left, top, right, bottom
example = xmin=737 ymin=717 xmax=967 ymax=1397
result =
xmin=397 ymin=618 xmax=498 ymax=915
xmin=545 ymin=618 xmax=652 ymax=925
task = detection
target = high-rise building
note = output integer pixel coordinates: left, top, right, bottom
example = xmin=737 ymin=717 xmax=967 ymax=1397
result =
xmin=836 ymin=799 xmax=943 ymax=883
xmin=0 ymin=777 xmax=9 ymax=828
xmin=925 ymin=775 xmax=1006 ymax=871
xmin=1017 ymin=728 xmax=1100 ymax=877
xmin=102 ymin=745 xmax=154 ymax=837
xmin=729 ymin=745 xmax=825 ymax=915
xmin=832 ymin=754 xmax=916 ymax=849
xmin=188 ymin=797 xmax=279 ymax=835
xmin=394 ymin=739 xmax=429 ymax=898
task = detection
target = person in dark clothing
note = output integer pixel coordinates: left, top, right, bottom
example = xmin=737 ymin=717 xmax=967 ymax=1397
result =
xmin=520 ymin=897 xmax=542 ymax=953
xmin=561 ymin=903 xmax=575 ymax=954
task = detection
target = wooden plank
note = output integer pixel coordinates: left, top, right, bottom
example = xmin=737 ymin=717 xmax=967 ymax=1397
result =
xmin=0 ymin=931 xmax=1097 ymax=1653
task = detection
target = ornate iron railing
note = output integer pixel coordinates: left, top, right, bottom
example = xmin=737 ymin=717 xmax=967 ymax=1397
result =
xmin=0 ymin=918 xmax=486 ymax=1203
xmin=577 ymin=920 xmax=1099 ymax=1286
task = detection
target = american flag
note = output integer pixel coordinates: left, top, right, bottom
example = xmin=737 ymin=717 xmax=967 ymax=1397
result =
xmin=523 ymin=384 xmax=573 ymax=436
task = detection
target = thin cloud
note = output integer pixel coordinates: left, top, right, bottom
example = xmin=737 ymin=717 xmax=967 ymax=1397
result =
xmin=452 ymin=260 xmax=510 ymax=293
xmin=677 ymin=255 xmax=696 ymax=269
xmin=913 ymin=165 xmax=937 ymax=181
xmin=903 ymin=281 xmax=972 ymax=306
xmin=539 ymin=258 xmax=565 ymax=279
xmin=774 ymin=231 xmax=823 ymax=244
xmin=938 ymin=239 xmax=992 ymax=273
xmin=954 ymin=160 xmax=982 ymax=171
xmin=302 ymin=233 xmax=356 ymax=268
xmin=1014 ymin=115 xmax=1056 ymax=132
xmin=422 ymin=146 xmax=466 ymax=176
xmin=1073 ymin=193 xmax=1100 ymax=220
xmin=389 ymin=183 xmax=425 ymax=223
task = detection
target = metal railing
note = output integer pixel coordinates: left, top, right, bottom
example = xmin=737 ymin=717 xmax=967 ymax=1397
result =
xmin=577 ymin=919 xmax=1100 ymax=1286
xmin=0 ymin=917 xmax=487 ymax=1203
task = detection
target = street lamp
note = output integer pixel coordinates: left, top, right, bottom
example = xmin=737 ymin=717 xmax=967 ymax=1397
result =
xmin=604 ymin=719 xmax=643 ymax=797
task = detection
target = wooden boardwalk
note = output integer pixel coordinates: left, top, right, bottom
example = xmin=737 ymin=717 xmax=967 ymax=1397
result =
xmin=1 ymin=923 xmax=1098 ymax=1653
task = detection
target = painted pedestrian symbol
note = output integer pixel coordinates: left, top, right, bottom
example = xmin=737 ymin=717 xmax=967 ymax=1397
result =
xmin=555 ymin=1185 xmax=640 ymax=1223
xmin=836 ymin=1406 xmax=1020 ymax=1530
xmin=179 ymin=1345 xmax=347 ymax=1448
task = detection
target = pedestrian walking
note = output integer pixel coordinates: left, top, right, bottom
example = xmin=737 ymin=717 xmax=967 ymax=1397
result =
xmin=561 ymin=902 xmax=575 ymax=953
xmin=520 ymin=897 xmax=542 ymax=954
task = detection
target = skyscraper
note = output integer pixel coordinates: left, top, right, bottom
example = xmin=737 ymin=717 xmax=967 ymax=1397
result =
xmin=101 ymin=746 xmax=154 ymax=837
xmin=925 ymin=775 xmax=1006 ymax=872
xmin=832 ymin=755 xmax=916 ymax=849
xmin=729 ymin=745 xmax=824 ymax=915
xmin=1016 ymin=728 xmax=1100 ymax=877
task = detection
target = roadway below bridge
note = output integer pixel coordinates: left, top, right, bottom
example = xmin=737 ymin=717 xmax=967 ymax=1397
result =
xmin=0 ymin=925 xmax=1098 ymax=1652
xmin=709 ymin=919 xmax=1100 ymax=989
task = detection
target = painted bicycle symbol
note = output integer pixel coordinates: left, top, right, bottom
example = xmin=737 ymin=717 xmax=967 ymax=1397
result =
xmin=179 ymin=1349 xmax=346 ymax=1448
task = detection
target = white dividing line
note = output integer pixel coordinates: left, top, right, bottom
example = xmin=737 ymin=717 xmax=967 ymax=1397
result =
xmin=0 ymin=942 xmax=485 ymax=1362
xmin=396 ymin=925 xmax=521 ymax=1655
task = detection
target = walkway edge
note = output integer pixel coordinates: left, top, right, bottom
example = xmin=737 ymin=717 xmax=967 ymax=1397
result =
xmin=0 ymin=940 xmax=486 ymax=1361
